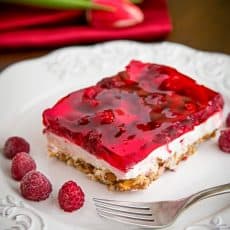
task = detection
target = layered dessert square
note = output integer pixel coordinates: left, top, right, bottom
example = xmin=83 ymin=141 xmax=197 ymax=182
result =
xmin=43 ymin=60 xmax=224 ymax=191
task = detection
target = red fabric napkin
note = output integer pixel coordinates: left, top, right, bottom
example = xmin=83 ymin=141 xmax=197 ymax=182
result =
xmin=0 ymin=0 xmax=172 ymax=49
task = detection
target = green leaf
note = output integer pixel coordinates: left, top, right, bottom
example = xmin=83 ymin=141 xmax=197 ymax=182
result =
xmin=1 ymin=0 xmax=112 ymax=10
xmin=130 ymin=0 xmax=144 ymax=4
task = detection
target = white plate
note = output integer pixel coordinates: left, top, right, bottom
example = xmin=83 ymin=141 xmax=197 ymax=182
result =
xmin=0 ymin=41 xmax=230 ymax=230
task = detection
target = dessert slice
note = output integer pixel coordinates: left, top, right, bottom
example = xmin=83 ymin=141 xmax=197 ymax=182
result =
xmin=42 ymin=60 xmax=224 ymax=191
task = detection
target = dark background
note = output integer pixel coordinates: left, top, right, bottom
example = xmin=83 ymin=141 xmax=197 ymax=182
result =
xmin=0 ymin=0 xmax=229 ymax=71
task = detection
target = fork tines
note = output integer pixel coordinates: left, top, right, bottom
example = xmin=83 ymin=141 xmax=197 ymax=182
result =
xmin=93 ymin=198 xmax=155 ymax=227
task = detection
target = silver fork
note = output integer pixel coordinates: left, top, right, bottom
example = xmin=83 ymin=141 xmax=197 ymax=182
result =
xmin=93 ymin=183 xmax=230 ymax=229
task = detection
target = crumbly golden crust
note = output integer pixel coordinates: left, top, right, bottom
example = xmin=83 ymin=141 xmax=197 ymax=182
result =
xmin=48 ymin=131 xmax=216 ymax=191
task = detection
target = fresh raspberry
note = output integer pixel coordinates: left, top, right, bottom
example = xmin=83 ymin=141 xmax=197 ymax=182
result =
xmin=11 ymin=152 xmax=36 ymax=181
xmin=218 ymin=129 xmax=230 ymax=153
xmin=58 ymin=181 xmax=84 ymax=212
xmin=20 ymin=171 xmax=52 ymax=201
xmin=226 ymin=113 xmax=230 ymax=127
xmin=3 ymin=136 xmax=30 ymax=159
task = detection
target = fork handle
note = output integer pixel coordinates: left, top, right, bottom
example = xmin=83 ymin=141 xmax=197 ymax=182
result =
xmin=184 ymin=183 xmax=230 ymax=209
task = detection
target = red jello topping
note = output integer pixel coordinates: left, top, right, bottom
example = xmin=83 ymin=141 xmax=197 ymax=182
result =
xmin=43 ymin=60 xmax=224 ymax=172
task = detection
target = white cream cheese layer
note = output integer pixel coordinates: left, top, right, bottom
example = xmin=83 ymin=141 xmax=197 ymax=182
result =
xmin=47 ymin=112 xmax=222 ymax=180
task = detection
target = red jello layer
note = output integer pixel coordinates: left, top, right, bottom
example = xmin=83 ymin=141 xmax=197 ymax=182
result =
xmin=43 ymin=60 xmax=224 ymax=172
